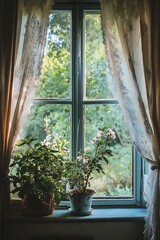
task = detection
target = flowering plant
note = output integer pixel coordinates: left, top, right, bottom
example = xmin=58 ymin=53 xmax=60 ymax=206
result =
xmin=65 ymin=128 xmax=116 ymax=195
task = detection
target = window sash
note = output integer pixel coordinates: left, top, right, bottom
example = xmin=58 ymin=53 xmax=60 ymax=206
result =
xmin=33 ymin=2 xmax=144 ymax=206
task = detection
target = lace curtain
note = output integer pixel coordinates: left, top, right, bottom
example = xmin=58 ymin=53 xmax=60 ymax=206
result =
xmin=100 ymin=0 xmax=160 ymax=239
xmin=0 ymin=0 xmax=52 ymax=239
xmin=10 ymin=0 xmax=52 ymax=146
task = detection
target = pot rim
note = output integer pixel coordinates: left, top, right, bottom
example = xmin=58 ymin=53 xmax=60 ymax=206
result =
xmin=68 ymin=188 xmax=96 ymax=196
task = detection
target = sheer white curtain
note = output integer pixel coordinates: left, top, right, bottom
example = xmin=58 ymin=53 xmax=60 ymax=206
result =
xmin=100 ymin=0 xmax=160 ymax=239
xmin=10 ymin=0 xmax=52 ymax=147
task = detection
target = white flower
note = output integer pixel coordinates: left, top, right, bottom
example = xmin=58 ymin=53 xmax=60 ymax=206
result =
xmin=82 ymin=158 xmax=88 ymax=164
xmin=96 ymin=131 xmax=103 ymax=138
xmin=41 ymin=134 xmax=52 ymax=147
xmin=106 ymin=128 xmax=116 ymax=140
xmin=41 ymin=141 xmax=44 ymax=146
xmin=77 ymin=156 xmax=83 ymax=161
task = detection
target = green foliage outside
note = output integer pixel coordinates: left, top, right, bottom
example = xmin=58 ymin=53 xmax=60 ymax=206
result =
xmin=20 ymin=11 xmax=132 ymax=198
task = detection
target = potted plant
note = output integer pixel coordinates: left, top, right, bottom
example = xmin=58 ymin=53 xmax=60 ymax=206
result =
xmin=9 ymin=135 xmax=67 ymax=216
xmin=65 ymin=128 xmax=116 ymax=215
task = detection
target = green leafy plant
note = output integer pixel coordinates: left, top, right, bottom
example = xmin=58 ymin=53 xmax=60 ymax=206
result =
xmin=9 ymin=135 xmax=67 ymax=205
xmin=65 ymin=128 xmax=116 ymax=195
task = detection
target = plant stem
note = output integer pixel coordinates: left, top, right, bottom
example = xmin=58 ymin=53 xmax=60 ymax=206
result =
xmin=83 ymin=141 xmax=100 ymax=193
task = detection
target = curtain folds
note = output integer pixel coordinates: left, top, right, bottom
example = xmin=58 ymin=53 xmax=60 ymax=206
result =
xmin=0 ymin=1 xmax=18 ymax=239
xmin=0 ymin=0 xmax=52 ymax=239
xmin=100 ymin=0 xmax=160 ymax=239
xmin=10 ymin=0 xmax=52 ymax=147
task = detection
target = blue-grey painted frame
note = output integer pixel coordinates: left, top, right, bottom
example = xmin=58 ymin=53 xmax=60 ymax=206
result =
xmin=34 ymin=1 xmax=144 ymax=207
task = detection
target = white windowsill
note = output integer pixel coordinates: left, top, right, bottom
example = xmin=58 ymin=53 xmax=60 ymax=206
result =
xmin=8 ymin=207 xmax=146 ymax=223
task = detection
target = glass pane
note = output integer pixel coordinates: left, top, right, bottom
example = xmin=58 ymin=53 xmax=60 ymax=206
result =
xmin=84 ymin=104 xmax=132 ymax=197
xmin=10 ymin=104 xmax=71 ymax=199
xmin=35 ymin=11 xmax=72 ymax=99
xmin=84 ymin=12 xmax=115 ymax=99
xmin=23 ymin=104 xmax=71 ymax=147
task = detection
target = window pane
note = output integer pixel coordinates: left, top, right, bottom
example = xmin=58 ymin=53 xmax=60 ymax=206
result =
xmin=84 ymin=104 xmax=132 ymax=197
xmin=23 ymin=104 xmax=71 ymax=148
xmin=84 ymin=12 xmax=115 ymax=100
xmin=10 ymin=104 xmax=71 ymax=199
xmin=35 ymin=11 xmax=72 ymax=99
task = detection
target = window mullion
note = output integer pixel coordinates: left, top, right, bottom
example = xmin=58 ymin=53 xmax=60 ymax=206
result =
xmin=71 ymin=4 xmax=83 ymax=158
xmin=77 ymin=6 xmax=84 ymax=154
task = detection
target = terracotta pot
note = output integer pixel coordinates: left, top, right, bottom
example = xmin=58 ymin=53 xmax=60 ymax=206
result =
xmin=68 ymin=189 xmax=95 ymax=215
xmin=21 ymin=194 xmax=54 ymax=216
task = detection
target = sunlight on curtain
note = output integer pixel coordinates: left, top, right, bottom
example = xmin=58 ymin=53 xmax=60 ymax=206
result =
xmin=0 ymin=0 xmax=52 ymax=239
xmin=10 ymin=0 xmax=52 ymax=147
xmin=100 ymin=0 xmax=160 ymax=239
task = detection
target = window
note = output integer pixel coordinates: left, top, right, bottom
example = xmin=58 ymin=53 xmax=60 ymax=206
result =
xmin=23 ymin=1 xmax=143 ymax=206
